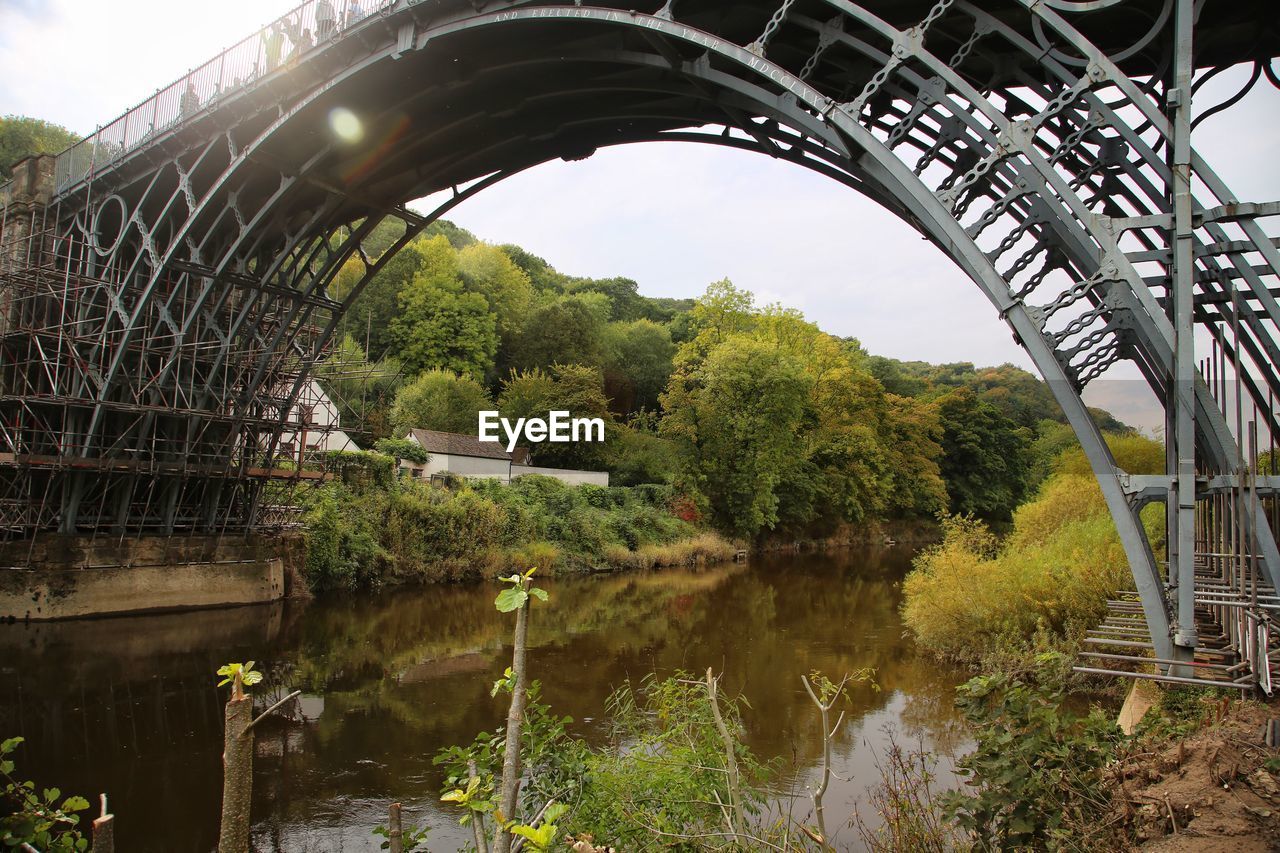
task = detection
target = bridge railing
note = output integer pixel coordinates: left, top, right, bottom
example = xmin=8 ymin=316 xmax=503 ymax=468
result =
xmin=53 ymin=0 xmax=399 ymax=195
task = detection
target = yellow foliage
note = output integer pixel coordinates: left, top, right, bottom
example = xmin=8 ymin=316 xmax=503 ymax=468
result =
xmin=903 ymin=433 xmax=1163 ymax=661
xmin=1007 ymin=474 xmax=1101 ymax=550
xmin=1054 ymin=432 xmax=1164 ymax=477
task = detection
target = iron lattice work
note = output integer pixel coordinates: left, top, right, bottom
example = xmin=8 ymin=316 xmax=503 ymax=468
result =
xmin=1 ymin=0 xmax=1277 ymax=687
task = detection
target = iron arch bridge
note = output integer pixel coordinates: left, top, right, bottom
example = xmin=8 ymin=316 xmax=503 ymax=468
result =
xmin=1 ymin=0 xmax=1278 ymax=686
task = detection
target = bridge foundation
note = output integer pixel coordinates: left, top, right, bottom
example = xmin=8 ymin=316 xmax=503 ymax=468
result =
xmin=0 ymin=534 xmax=301 ymax=621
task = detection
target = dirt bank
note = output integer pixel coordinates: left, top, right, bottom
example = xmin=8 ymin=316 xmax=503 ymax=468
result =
xmin=1110 ymin=697 xmax=1280 ymax=851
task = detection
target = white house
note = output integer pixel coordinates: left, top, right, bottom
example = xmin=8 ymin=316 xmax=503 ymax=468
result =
xmin=401 ymin=428 xmax=609 ymax=487
xmin=401 ymin=428 xmax=517 ymax=482
xmin=277 ymin=379 xmax=358 ymax=465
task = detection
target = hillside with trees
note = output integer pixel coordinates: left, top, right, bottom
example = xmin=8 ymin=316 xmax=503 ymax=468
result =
xmin=317 ymin=218 xmax=1131 ymax=544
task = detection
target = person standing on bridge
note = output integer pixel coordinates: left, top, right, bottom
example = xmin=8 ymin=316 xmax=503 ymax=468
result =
xmin=262 ymin=24 xmax=285 ymax=72
xmin=286 ymin=27 xmax=315 ymax=69
xmin=179 ymin=81 xmax=199 ymax=119
xmin=346 ymin=2 xmax=365 ymax=28
xmin=316 ymin=0 xmax=337 ymax=40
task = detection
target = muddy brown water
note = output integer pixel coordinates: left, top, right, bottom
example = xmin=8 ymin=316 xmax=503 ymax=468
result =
xmin=0 ymin=547 xmax=967 ymax=851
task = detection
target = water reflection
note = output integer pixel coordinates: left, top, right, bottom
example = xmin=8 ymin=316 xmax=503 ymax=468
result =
xmin=0 ymin=547 xmax=964 ymax=851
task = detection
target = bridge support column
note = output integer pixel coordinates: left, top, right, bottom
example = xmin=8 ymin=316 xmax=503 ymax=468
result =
xmin=1168 ymin=0 xmax=1199 ymax=664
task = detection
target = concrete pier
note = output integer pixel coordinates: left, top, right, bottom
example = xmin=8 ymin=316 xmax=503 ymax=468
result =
xmin=0 ymin=534 xmax=297 ymax=620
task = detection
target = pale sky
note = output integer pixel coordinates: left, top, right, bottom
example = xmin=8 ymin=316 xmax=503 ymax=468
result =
xmin=4 ymin=0 xmax=1278 ymax=432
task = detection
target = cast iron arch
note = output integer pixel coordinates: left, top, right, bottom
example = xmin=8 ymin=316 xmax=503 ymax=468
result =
xmin=4 ymin=0 xmax=1280 ymax=675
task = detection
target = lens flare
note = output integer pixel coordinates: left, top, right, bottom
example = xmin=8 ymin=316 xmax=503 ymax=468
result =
xmin=329 ymin=107 xmax=363 ymax=144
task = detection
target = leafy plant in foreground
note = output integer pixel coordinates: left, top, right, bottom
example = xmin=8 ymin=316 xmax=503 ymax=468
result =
xmin=941 ymin=669 xmax=1122 ymax=850
xmin=0 ymin=736 xmax=91 ymax=852
xmin=216 ymin=661 xmax=264 ymax=692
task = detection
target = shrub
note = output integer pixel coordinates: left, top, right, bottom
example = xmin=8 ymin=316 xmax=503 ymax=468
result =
xmin=1 ymin=737 xmax=91 ymax=852
xmin=299 ymin=470 xmax=736 ymax=587
xmin=564 ymin=674 xmax=774 ymax=848
xmin=373 ymin=437 xmax=429 ymax=464
xmin=631 ymin=483 xmax=673 ymax=507
xmin=323 ymin=449 xmax=396 ymax=490
xmin=903 ymin=434 xmax=1164 ymax=662
xmin=942 ymin=672 xmax=1122 ymax=849
xmin=577 ymin=484 xmax=611 ymax=508
xmin=301 ymin=485 xmax=387 ymax=591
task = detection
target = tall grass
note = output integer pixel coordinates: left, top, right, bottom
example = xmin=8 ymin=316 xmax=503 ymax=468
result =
xmin=903 ymin=433 xmax=1165 ymax=662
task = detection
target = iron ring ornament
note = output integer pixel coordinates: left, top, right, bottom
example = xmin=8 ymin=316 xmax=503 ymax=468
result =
xmin=1031 ymin=0 xmax=1173 ymax=67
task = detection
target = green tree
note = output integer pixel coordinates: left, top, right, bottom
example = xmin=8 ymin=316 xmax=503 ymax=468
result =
xmin=498 ymin=365 xmax=615 ymax=469
xmin=390 ymin=369 xmax=494 ymax=436
xmin=0 ymin=116 xmax=80 ymax=178
xmin=499 ymin=244 xmax=566 ymax=292
xmin=566 ymin=275 xmax=645 ymax=322
xmin=506 ymin=294 xmax=609 ymax=372
xmin=389 ymin=236 xmax=497 ymax=378
xmin=602 ymin=319 xmax=676 ymax=414
xmin=675 ymin=279 xmax=756 ymax=369
xmin=663 ymin=335 xmax=811 ymax=538
xmin=333 ymin=241 xmax=427 ymax=359
xmin=880 ymin=394 xmax=948 ymax=517
xmin=608 ymin=419 xmax=678 ymax=486
xmin=638 ymin=296 xmax=696 ymax=325
xmin=457 ymin=242 xmax=535 ymax=339
xmin=936 ymin=388 xmax=1032 ymax=520
xmin=424 ymin=218 xmax=478 ymax=250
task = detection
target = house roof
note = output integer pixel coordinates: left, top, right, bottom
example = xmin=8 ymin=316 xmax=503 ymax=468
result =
xmin=406 ymin=428 xmax=513 ymax=461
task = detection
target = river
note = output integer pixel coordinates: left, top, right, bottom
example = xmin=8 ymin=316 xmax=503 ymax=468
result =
xmin=0 ymin=546 xmax=966 ymax=851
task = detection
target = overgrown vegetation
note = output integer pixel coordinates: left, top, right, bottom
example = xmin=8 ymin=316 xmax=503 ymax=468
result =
xmin=903 ymin=432 xmax=1164 ymax=664
xmin=941 ymin=670 xmax=1123 ymax=849
xmin=300 ymin=455 xmax=736 ymax=590
xmin=432 ymin=572 xmax=853 ymax=850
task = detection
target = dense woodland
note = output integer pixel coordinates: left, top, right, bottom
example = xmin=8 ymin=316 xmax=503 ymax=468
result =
xmin=319 ymin=217 xmax=1133 ymax=543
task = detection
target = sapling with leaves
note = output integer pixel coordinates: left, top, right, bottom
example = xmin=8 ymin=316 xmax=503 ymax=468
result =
xmin=441 ymin=568 xmax=555 ymax=853
xmin=801 ymin=668 xmax=876 ymax=849
xmin=372 ymin=803 xmax=430 ymax=853
xmin=0 ymin=736 xmax=91 ymax=852
xmin=216 ymin=661 xmax=301 ymax=853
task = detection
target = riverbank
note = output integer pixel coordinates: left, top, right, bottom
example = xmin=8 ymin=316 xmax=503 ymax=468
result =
xmin=299 ymin=449 xmax=942 ymax=594
xmin=902 ymin=432 xmax=1165 ymax=669
xmin=1112 ymin=693 xmax=1280 ymax=849
xmin=300 ymin=452 xmax=744 ymax=591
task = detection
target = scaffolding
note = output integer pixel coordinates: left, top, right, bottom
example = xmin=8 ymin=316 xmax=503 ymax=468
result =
xmin=0 ymin=202 xmax=337 ymax=539
xmin=1078 ymin=334 xmax=1279 ymax=692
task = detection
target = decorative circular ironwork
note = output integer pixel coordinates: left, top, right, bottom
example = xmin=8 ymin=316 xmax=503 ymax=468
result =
xmin=1032 ymin=0 xmax=1172 ymax=67
xmin=90 ymin=193 xmax=128 ymax=256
